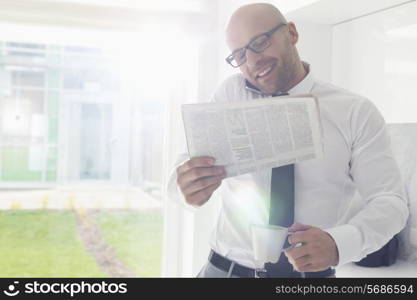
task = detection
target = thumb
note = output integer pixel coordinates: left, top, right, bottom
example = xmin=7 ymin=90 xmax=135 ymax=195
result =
xmin=288 ymin=222 xmax=312 ymax=233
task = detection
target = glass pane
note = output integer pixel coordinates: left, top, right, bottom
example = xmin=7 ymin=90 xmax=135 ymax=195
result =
xmin=47 ymin=68 xmax=60 ymax=89
xmin=48 ymin=91 xmax=59 ymax=143
xmin=47 ymin=45 xmax=61 ymax=65
xmin=62 ymin=69 xmax=119 ymax=92
xmin=62 ymin=69 xmax=83 ymax=90
xmin=6 ymin=42 xmax=46 ymax=58
xmin=0 ymin=33 xmax=167 ymax=277
xmin=14 ymin=89 xmax=44 ymax=103
xmin=12 ymin=70 xmax=45 ymax=87
xmin=46 ymin=147 xmax=58 ymax=182
xmin=79 ymin=103 xmax=112 ymax=180
xmin=1 ymin=146 xmax=43 ymax=181
xmin=0 ymin=98 xmax=44 ymax=141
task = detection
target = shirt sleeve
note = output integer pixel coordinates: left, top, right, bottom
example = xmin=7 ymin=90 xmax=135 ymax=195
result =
xmin=165 ymin=151 xmax=200 ymax=212
xmin=324 ymin=99 xmax=409 ymax=266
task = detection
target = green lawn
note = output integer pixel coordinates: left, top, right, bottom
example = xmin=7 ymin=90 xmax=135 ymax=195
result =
xmin=0 ymin=210 xmax=105 ymax=277
xmin=0 ymin=210 xmax=163 ymax=277
xmin=95 ymin=210 xmax=163 ymax=277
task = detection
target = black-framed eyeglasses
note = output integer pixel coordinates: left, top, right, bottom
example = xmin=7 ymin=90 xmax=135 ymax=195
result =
xmin=225 ymin=23 xmax=287 ymax=68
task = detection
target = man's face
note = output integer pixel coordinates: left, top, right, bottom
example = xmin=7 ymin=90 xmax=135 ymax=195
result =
xmin=227 ymin=22 xmax=297 ymax=95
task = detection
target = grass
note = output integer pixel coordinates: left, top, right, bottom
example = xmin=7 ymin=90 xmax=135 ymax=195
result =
xmin=0 ymin=209 xmax=164 ymax=277
xmin=0 ymin=210 xmax=105 ymax=277
xmin=95 ymin=210 xmax=163 ymax=277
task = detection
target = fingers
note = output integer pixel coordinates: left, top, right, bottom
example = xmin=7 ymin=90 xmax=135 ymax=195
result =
xmin=287 ymin=255 xmax=311 ymax=272
xmin=175 ymin=157 xmax=226 ymax=207
xmin=177 ymin=156 xmax=216 ymax=175
xmin=285 ymin=227 xmax=338 ymax=273
xmin=285 ymin=246 xmax=322 ymax=272
xmin=288 ymin=223 xmax=312 ymax=233
xmin=182 ymin=174 xmax=226 ymax=195
xmin=180 ymin=166 xmax=226 ymax=185
xmin=285 ymin=244 xmax=309 ymax=261
xmin=288 ymin=229 xmax=313 ymax=245
xmin=185 ymin=181 xmax=222 ymax=207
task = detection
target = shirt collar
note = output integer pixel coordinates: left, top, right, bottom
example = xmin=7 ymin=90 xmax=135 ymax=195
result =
xmin=244 ymin=61 xmax=314 ymax=96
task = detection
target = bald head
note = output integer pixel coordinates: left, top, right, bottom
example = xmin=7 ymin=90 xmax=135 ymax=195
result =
xmin=226 ymin=3 xmax=287 ymax=48
xmin=224 ymin=3 xmax=306 ymax=95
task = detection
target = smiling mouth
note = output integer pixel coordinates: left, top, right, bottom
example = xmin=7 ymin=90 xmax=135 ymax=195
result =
xmin=255 ymin=65 xmax=274 ymax=79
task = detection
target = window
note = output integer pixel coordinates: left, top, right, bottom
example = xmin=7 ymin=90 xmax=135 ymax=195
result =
xmin=0 ymin=26 xmax=199 ymax=276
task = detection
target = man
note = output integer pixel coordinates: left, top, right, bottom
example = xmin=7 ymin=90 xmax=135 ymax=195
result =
xmin=168 ymin=3 xmax=409 ymax=277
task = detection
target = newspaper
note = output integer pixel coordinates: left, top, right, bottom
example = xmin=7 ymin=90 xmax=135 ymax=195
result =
xmin=181 ymin=95 xmax=324 ymax=177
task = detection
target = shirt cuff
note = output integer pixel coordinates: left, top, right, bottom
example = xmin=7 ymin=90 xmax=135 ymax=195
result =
xmin=323 ymin=224 xmax=363 ymax=267
xmin=175 ymin=183 xmax=199 ymax=213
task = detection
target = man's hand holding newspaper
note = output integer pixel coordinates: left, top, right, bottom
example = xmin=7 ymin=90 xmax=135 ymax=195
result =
xmin=177 ymin=94 xmax=323 ymax=206
xmin=176 ymin=156 xmax=226 ymax=207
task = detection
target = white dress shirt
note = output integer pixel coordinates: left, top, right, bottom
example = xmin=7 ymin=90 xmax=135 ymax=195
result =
xmin=167 ymin=63 xmax=409 ymax=269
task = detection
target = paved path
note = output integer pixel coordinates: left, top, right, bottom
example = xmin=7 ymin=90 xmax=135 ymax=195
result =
xmin=75 ymin=209 xmax=137 ymax=277
xmin=0 ymin=186 xmax=162 ymax=211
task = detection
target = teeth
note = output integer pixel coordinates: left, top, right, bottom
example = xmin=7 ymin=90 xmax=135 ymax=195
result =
xmin=258 ymin=66 xmax=272 ymax=77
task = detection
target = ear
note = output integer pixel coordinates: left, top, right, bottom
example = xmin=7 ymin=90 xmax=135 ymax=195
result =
xmin=286 ymin=22 xmax=299 ymax=45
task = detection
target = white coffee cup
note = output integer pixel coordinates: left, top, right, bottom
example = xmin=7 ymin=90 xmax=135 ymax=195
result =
xmin=251 ymin=224 xmax=291 ymax=264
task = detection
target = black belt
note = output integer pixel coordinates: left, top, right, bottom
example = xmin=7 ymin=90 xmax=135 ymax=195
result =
xmin=209 ymin=250 xmax=335 ymax=278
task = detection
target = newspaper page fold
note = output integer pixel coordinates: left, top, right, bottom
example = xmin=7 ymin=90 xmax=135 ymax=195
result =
xmin=181 ymin=95 xmax=324 ymax=177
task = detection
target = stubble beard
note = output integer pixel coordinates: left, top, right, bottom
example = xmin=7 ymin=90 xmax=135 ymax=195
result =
xmin=258 ymin=51 xmax=297 ymax=95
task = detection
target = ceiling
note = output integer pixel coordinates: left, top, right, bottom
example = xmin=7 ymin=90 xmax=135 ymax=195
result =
xmin=0 ymin=0 xmax=213 ymax=32
xmin=286 ymin=0 xmax=416 ymax=24
xmin=0 ymin=0 xmax=415 ymax=30
xmin=6 ymin=0 xmax=208 ymax=12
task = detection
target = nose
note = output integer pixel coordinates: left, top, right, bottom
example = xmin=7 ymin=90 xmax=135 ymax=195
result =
xmin=245 ymin=49 xmax=263 ymax=68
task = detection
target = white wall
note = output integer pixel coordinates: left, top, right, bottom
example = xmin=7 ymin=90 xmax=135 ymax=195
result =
xmin=332 ymin=1 xmax=417 ymax=123
xmin=291 ymin=20 xmax=333 ymax=82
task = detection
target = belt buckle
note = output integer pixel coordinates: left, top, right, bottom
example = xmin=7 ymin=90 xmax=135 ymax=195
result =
xmin=255 ymin=268 xmax=268 ymax=278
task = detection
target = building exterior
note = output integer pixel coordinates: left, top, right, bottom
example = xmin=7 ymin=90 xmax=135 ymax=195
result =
xmin=0 ymin=41 xmax=164 ymax=189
